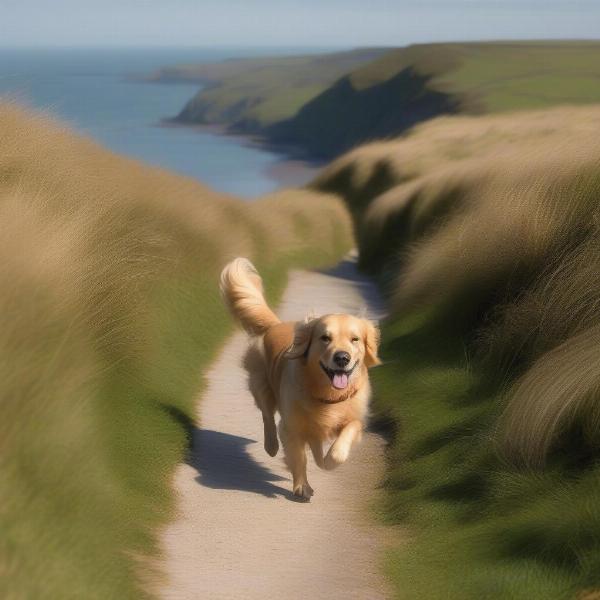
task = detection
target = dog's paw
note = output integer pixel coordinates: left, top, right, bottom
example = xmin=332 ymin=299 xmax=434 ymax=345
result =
xmin=264 ymin=436 xmax=279 ymax=457
xmin=293 ymin=482 xmax=314 ymax=501
xmin=324 ymin=441 xmax=350 ymax=470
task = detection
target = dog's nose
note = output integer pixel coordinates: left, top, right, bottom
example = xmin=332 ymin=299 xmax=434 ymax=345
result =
xmin=333 ymin=351 xmax=351 ymax=368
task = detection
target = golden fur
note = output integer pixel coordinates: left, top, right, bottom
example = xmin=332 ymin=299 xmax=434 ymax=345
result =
xmin=220 ymin=257 xmax=381 ymax=499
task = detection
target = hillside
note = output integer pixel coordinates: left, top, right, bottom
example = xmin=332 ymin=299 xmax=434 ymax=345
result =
xmin=0 ymin=103 xmax=352 ymax=599
xmin=169 ymin=41 xmax=600 ymax=158
xmin=5 ymin=69 xmax=600 ymax=600
xmin=151 ymin=48 xmax=387 ymax=133
xmin=313 ymin=106 xmax=600 ymax=598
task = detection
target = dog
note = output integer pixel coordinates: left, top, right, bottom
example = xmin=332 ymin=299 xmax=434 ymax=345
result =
xmin=220 ymin=258 xmax=381 ymax=500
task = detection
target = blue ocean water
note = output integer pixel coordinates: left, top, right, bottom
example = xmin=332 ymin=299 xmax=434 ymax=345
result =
xmin=0 ymin=47 xmax=316 ymax=198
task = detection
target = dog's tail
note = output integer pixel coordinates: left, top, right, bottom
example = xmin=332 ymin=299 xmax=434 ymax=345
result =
xmin=220 ymin=258 xmax=280 ymax=336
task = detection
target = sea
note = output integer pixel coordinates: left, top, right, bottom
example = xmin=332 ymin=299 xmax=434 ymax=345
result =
xmin=0 ymin=47 xmax=323 ymax=198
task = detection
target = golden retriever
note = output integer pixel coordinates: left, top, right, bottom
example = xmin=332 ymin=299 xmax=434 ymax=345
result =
xmin=220 ymin=258 xmax=381 ymax=500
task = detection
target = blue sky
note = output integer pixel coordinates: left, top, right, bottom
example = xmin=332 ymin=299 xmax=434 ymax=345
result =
xmin=2 ymin=0 xmax=599 ymax=47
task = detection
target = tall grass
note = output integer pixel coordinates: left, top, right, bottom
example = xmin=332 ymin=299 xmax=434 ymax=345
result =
xmin=0 ymin=103 xmax=352 ymax=599
xmin=314 ymin=106 xmax=600 ymax=598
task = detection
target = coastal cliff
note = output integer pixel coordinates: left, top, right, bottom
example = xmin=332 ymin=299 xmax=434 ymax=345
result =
xmin=169 ymin=40 xmax=600 ymax=158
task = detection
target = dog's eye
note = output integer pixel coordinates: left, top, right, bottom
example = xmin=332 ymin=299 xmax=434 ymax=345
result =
xmin=351 ymin=337 xmax=360 ymax=343
xmin=320 ymin=335 xmax=331 ymax=343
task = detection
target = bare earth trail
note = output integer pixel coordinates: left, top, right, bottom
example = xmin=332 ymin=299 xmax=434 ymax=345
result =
xmin=159 ymin=255 xmax=391 ymax=599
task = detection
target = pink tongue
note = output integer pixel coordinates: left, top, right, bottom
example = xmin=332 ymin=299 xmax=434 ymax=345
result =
xmin=332 ymin=373 xmax=349 ymax=389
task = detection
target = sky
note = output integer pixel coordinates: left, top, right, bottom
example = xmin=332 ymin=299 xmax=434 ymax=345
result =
xmin=1 ymin=0 xmax=599 ymax=48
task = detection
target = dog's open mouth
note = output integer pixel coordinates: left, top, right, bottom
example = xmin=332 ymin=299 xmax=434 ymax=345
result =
xmin=320 ymin=361 xmax=357 ymax=390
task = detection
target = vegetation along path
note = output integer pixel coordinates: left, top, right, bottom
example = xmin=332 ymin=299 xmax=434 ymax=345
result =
xmin=159 ymin=253 xmax=390 ymax=599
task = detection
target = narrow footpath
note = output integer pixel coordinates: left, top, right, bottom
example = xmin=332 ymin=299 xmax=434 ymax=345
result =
xmin=160 ymin=255 xmax=390 ymax=599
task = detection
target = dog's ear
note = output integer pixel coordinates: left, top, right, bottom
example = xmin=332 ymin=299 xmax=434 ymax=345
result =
xmin=285 ymin=318 xmax=316 ymax=360
xmin=363 ymin=320 xmax=382 ymax=367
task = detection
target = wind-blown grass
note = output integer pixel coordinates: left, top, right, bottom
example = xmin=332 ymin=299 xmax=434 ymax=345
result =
xmin=313 ymin=106 xmax=600 ymax=598
xmin=0 ymin=103 xmax=352 ymax=599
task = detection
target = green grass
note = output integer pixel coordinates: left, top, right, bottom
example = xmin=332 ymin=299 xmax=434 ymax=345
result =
xmin=375 ymin=315 xmax=600 ymax=599
xmin=324 ymin=41 xmax=600 ymax=114
xmin=437 ymin=42 xmax=600 ymax=112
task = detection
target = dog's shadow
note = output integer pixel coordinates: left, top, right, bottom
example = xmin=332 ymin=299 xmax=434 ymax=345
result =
xmin=186 ymin=427 xmax=294 ymax=500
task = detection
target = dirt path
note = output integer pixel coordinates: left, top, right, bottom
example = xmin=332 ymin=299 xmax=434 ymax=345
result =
xmin=159 ymin=254 xmax=390 ymax=599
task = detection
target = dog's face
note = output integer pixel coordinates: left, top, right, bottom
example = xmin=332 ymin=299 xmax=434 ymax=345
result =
xmin=286 ymin=314 xmax=381 ymax=395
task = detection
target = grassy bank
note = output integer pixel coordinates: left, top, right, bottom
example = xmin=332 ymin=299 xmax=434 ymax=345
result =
xmin=313 ymin=106 xmax=600 ymax=598
xmin=0 ymin=103 xmax=352 ymax=599
xmin=167 ymin=41 xmax=600 ymax=159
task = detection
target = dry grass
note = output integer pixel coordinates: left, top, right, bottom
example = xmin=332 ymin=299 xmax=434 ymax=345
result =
xmin=499 ymin=323 xmax=600 ymax=465
xmin=314 ymin=106 xmax=600 ymax=462
xmin=314 ymin=105 xmax=600 ymax=597
xmin=0 ymin=102 xmax=351 ymax=599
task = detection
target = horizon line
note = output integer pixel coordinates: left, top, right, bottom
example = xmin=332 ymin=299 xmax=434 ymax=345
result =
xmin=2 ymin=36 xmax=600 ymax=51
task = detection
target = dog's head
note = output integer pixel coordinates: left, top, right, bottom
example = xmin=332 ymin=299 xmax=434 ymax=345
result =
xmin=285 ymin=314 xmax=381 ymax=397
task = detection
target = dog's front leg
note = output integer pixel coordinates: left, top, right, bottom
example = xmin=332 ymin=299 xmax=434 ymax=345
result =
xmin=281 ymin=428 xmax=314 ymax=500
xmin=324 ymin=420 xmax=363 ymax=470
xmin=308 ymin=438 xmax=325 ymax=469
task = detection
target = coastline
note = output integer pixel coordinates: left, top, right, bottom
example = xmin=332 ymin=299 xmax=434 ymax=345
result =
xmin=160 ymin=119 xmax=324 ymax=189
